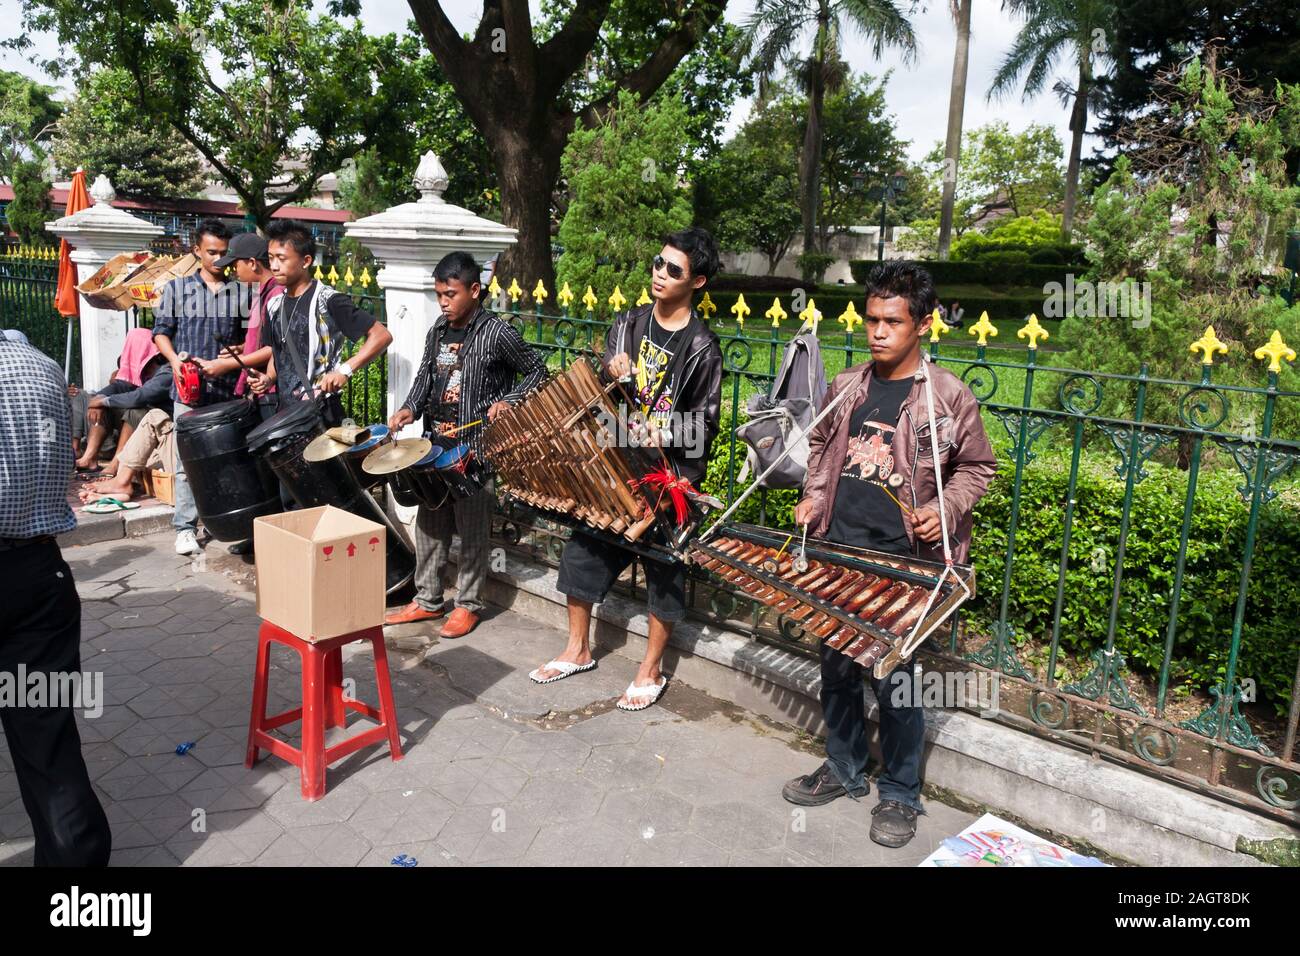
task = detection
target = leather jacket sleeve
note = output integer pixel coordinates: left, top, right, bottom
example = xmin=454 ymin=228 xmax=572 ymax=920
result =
xmin=913 ymin=382 xmax=997 ymax=524
xmin=670 ymin=335 xmax=723 ymax=486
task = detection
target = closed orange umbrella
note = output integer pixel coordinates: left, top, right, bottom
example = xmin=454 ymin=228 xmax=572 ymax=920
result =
xmin=55 ymin=169 xmax=90 ymax=380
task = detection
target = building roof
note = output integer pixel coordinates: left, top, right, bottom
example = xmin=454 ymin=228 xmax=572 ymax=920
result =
xmin=0 ymin=185 xmax=353 ymax=224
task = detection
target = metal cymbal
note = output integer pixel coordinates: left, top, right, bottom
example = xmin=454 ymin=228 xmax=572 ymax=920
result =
xmin=362 ymin=438 xmax=433 ymax=475
xmin=304 ymin=432 xmax=354 ymax=463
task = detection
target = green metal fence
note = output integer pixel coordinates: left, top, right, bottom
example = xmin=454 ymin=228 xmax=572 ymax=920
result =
xmin=473 ymin=290 xmax=1300 ymax=825
xmin=0 ymin=251 xmax=81 ymax=384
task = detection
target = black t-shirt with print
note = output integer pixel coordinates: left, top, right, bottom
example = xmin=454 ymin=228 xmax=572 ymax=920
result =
xmin=825 ymin=374 xmax=914 ymax=555
xmin=430 ymin=323 xmax=469 ymax=433
xmin=270 ymin=281 xmax=376 ymax=401
xmin=634 ymin=316 xmax=686 ymax=428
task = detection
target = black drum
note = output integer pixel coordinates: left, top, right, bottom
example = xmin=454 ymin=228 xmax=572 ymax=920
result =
xmin=342 ymin=424 xmax=392 ymax=490
xmin=434 ymin=442 xmax=489 ymax=500
xmin=174 ymin=398 xmax=281 ymax=542
xmin=245 ymin=402 xmax=416 ymax=594
xmin=390 ymin=444 xmax=450 ymax=510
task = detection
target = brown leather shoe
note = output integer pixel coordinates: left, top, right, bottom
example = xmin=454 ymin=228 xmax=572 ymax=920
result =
xmin=384 ymin=601 xmax=445 ymax=626
xmin=439 ymin=607 xmax=480 ymax=639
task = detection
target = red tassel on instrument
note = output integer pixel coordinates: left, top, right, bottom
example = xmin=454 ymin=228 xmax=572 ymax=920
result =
xmin=631 ymin=466 xmax=697 ymax=527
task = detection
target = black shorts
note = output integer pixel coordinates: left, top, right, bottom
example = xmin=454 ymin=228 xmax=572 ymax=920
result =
xmin=555 ymin=528 xmax=688 ymax=623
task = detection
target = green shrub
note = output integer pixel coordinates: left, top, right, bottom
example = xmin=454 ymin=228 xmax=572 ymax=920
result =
xmin=797 ymin=251 xmax=836 ymax=284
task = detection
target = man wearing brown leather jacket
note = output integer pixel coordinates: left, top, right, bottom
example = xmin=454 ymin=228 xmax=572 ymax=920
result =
xmin=782 ymin=261 xmax=997 ymax=850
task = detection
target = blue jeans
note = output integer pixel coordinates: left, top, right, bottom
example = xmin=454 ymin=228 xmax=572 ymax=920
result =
xmin=171 ymin=400 xmax=198 ymax=532
xmin=820 ymin=639 xmax=925 ymax=811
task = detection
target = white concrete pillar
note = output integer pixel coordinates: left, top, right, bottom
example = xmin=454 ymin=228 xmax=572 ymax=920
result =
xmin=344 ymin=152 xmax=517 ymax=435
xmin=46 ymin=175 xmax=163 ymax=390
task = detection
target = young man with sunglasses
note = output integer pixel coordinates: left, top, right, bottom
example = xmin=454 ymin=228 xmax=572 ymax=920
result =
xmin=529 ymin=228 xmax=723 ymax=712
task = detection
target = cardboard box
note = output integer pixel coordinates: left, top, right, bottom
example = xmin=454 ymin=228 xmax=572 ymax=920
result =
xmin=77 ymin=250 xmax=154 ymax=309
xmin=128 ymin=253 xmax=201 ymax=308
xmin=143 ymin=468 xmax=174 ymax=505
xmin=253 ymin=506 xmax=386 ymax=641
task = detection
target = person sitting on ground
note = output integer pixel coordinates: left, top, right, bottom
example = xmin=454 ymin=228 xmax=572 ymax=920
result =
xmin=74 ymin=328 xmax=174 ymax=479
xmin=78 ymin=407 xmax=175 ymax=505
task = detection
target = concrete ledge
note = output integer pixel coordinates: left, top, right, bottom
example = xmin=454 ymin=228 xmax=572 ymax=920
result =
xmin=59 ymin=504 xmax=173 ymax=548
xmin=469 ymin=548 xmax=1299 ymax=867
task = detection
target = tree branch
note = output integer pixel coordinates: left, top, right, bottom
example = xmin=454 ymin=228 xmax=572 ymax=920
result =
xmin=578 ymin=0 xmax=727 ymax=125
xmin=407 ymin=0 xmax=475 ymax=89
xmin=536 ymin=0 xmax=612 ymax=99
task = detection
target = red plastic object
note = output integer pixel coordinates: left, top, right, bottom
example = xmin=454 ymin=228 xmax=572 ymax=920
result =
xmin=244 ymin=621 xmax=403 ymax=801
xmin=176 ymin=359 xmax=203 ymax=405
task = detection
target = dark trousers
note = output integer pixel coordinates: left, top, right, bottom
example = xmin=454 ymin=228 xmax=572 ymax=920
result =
xmin=0 ymin=540 xmax=111 ymax=865
xmin=820 ymin=640 xmax=925 ymax=811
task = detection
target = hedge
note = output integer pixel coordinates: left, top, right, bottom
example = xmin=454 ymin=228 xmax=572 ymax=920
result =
xmin=849 ymin=259 xmax=1080 ymax=289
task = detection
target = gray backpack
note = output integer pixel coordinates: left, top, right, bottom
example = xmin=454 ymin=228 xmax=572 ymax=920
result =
xmin=735 ymin=329 xmax=828 ymax=488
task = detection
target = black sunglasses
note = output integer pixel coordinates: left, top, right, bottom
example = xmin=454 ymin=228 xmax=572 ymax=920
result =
xmin=652 ymin=254 xmax=686 ymax=280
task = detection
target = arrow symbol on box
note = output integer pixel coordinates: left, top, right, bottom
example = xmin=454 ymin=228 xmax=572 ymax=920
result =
xmin=347 ymin=543 xmax=356 ymax=558
xmin=369 ymin=536 xmax=380 ymax=552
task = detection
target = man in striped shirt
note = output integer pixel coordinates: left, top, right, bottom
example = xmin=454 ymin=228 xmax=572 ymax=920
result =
xmin=385 ymin=252 xmax=546 ymax=638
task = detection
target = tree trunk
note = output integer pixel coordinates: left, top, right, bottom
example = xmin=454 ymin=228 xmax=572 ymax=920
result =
xmin=1062 ymin=58 xmax=1089 ymax=241
xmin=489 ymin=125 xmax=567 ymax=295
xmin=799 ymin=32 xmax=827 ymax=256
xmin=937 ymin=0 xmax=972 ymax=260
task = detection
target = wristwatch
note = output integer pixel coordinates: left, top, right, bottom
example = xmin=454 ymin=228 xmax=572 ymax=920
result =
xmin=336 ymin=361 xmax=354 ymax=378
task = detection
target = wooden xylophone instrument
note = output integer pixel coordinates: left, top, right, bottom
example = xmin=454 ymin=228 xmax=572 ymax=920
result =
xmin=690 ymin=523 xmax=975 ymax=674
xmin=483 ymin=357 xmax=692 ymax=551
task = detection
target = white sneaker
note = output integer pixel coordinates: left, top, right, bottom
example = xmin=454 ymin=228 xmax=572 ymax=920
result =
xmin=175 ymin=529 xmax=200 ymax=555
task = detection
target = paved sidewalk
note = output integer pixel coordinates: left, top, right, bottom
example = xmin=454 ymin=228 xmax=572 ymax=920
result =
xmin=0 ymin=532 xmax=980 ymax=866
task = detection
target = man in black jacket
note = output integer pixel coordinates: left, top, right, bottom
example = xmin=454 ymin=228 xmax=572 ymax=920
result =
xmin=386 ymin=251 xmax=547 ymax=638
xmin=529 ymin=228 xmax=724 ymax=711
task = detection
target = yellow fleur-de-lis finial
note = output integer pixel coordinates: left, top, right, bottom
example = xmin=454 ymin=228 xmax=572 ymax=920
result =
xmin=359 ymin=266 xmax=372 ymax=288
xmin=326 ymin=265 xmax=339 ymax=284
xmin=532 ymin=279 xmax=548 ymax=305
xmin=507 ymin=278 xmax=522 ymax=303
xmin=636 ymin=287 xmax=652 ymax=306
xmin=766 ymin=297 xmax=787 ymax=327
xmin=343 ymin=264 xmax=355 ymax=286
xmin=582 ymin=286 xmax=598 ymax=312
xmin=969 ymin=311 xmax=997 ymax=347
xmin=731 ymin=293 xmax=751 ymax=328
xmin=1189 ymin=325 xmax=1228 ymax=366
xmin=929 ymin=307 xmax=950 ymax=343
xmin=487 ymin=275 xmax=501 ymax=299
xmin=698 ymin=291 xmax=717 ymax=320
xmin=838 ymin=301 xmax=862 ymax=334
xmin=313 ymin=263 xmax=324 ymax=280
xmin=1017 ymin=313 xmax=1049 ymax=350
xmin=608 ymin=286 xmax=627 ymax=312
xmin=558 ymin=282 xmax=574 ymax=309
xmin=1255 ymin=330 xmax=1296 ymax=373
xmin=799 ymin=298 xmax=822 ymax=335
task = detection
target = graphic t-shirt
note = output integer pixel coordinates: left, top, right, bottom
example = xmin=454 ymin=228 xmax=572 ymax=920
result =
xmin=431 ymin=323 xmax=469 ymax=435
xmin=634 ymin=316 xmax=685 ymax=429
xmin=825 ymin=374 xmax=915 ymax=555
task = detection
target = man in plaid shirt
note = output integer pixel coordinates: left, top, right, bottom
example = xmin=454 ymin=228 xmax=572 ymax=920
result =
xmin=151 ymin=219 xmax=249 ymax=556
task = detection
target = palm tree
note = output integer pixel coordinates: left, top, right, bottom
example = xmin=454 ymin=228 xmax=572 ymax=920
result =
xmin=988 ymin=0 xmax=1116 ymax=240
xmin=739 ymin=0 xmax=917 ymax=257
xmin=937 ymin=0 xmax=973 ymax=260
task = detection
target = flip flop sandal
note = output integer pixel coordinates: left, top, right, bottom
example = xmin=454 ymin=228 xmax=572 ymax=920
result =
xmin=528 ymin=659 xmax=597 ymax=684
xmin=82 ymin=497 xmax=141 ymax=514
xmin=616 ymin=676 xmax=668 ymax=712
xmin=73 ymin=468 xmax=103 ymax=481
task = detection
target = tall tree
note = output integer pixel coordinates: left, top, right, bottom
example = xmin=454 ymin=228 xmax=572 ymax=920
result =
xmin=9 ymin=0 xmax=422 ymax=226
xmin=0 ymin=70 xmax=61 ymax=183
xmin=7 ymin=159 xmax=52 ymax=243
xmin=1091 ymin=0 xmax=1300 ymax=175
xmin=738 ymin=0 xmax=916 ymax=257
xmin=50 ymin=68 xmax=206 ymax=199
xmin=988 ymin=0 xmax=1116 ymax=240
xmin=407 ymin=0 xmax=729 ymax=292
xmin=937 ymin=0 xmax=972 ymax=259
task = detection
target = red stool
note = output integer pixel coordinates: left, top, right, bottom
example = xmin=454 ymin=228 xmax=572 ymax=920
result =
xmin=245 ymin=621 xmax=403 ymax=800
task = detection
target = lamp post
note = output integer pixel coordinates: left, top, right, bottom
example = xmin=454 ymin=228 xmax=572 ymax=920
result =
xmin=864 ymin=170 xmax=908 ymax=262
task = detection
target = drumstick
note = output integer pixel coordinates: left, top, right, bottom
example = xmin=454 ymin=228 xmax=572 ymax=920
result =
xmin=221 ymin=344 xmax=251 ymax=373
xmin=444 ymin=419 xmax=483 ymax=435
xmin=882 ymin=485 xmax=914 ymax=516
